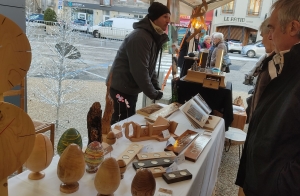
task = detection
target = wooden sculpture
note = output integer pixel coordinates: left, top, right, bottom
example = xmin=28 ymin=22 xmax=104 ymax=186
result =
xmin=117 ymin=159 xmax=126 ymax=179
xmin=57 ymin=128 xmax=82 ymax=156
xmin=0 ymin=13 xmax=33 ymax=196
xmin=25 ymin=133 xmax=54 ymax=180
xmin=84 ymin=141 xmax=104 ymax=173
xmin=131 ymin=168 xmax=156 ymax=196
xmin=57 ymin=143 xmax=85 ymax=194
xmin=94 ymin=157 xmax=121 ymax=196
xmin=87 ymin=102 xmax=103 ymax=144
xmin=102 ymin=73 xmax=114 ymax=134
xmin=123 ymin=116 xmax=178 ymax=142
xmin=106 ymin=131 xmax=116 ymax=145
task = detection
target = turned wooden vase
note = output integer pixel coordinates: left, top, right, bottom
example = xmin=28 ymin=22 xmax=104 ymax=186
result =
xmin=94 ymin=157 xmax=120 ymax=196
xmin=57 ymin=143 xmax=85 ymax=194
xmin=84 ymin=141 xmax=104 ymax=173
xmin=131 ymin=168 xmax=156 ymax=196
xmin=25 ymin=133 xmax=53 ymax=180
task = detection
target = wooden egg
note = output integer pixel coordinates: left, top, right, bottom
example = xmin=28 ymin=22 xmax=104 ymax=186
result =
xmin=57 ymin=143 xmax=85 ymax=194
xmin=25 ymin=133 xmax=53 ymax=180
xmin=57 ymin=128 xmax=82 ymax=156
xmin=94 ymin=157 xmax=120 ymax=195
xmin=84 ymin=141 xmax=104 ymax=173
xmin=106 ymin=131 xmax=116 ymax=145
xmin=131 ymin=168 xmax=156 ymax=196
xmin=117 ymin=159 xmax=127 ymax=179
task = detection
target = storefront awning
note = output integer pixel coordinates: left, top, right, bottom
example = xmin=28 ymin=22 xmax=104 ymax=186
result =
xmin=180 ymin=0 xmax=234 ymax=11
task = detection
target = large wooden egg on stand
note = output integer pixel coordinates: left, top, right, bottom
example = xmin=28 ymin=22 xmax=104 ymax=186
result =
xmin=57 ymin=128 xmax=82 ymax=156
xmin=94 ymin=157 xmax=121 ymax=196
xmin=25 ymin=133 xmax=53 ymax=180
xmin=131 ymin=168 xmax=156 ymax=196
xmin=57 ymin=143 xmax=85 ymax=194
xmin=84 ymin=141 xmax=104 ymax=173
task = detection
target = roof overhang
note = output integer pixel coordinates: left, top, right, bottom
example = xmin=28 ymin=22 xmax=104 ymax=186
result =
xmin=181 ymin=0 xmax=234 ymax=11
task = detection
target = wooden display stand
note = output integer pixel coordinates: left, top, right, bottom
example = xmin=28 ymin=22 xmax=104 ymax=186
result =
xmin=183 ymin=70 xmax=226 ymax=89
xmin=123 ymin=116 xmax=178 ymax=142
xmin=231 ymin=105 xmax=247 ymax=130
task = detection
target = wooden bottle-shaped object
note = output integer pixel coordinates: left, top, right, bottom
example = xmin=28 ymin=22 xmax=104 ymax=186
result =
xmin=117 ymin=159 xmax=126 ymax=179
xmin=94 ymin=157 xmax=121 ymax=196
xmin=25 ymin=133 xmax=53 ymax=180
xmin=57 ymin=144 xmax=85 ymax=194
xmin=84 ymin=141 xmax=105 ymax=173
xmin=87 ymin=102 xmax=102 ymax=144
xmin=102 ymin=73 xmax=114 ymax=134
xmin=131 ymin=168 xmax=156 ymax=196
xmin=106 ymin=131 xmax=116 ymax=146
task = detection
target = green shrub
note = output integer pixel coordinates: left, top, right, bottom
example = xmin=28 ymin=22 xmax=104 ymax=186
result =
xmin=44 ymin=8 xmax=57 ymax=22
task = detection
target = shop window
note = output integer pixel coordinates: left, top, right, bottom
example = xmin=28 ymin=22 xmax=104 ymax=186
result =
xmin=247 ymin=0 xmax=262 ymax=16
xmin=222 ymin=1 xmax=235 ymax=14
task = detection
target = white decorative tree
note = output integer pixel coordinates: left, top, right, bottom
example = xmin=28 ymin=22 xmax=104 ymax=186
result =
xmin=27 ymin=8 xmax=90 ymax=130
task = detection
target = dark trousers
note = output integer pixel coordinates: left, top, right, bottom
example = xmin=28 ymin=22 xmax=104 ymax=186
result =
xmin=110 ymin=88 xmax=138 ymax=125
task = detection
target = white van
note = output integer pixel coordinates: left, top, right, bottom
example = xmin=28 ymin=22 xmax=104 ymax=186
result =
xmin=89 ymin=18 xmax=139 ymax=39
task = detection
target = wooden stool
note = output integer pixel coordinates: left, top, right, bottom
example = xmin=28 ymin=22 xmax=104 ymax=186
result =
xmin=224 ymin=127 xmax=247 ymax=159
xmin=17 ymin=120 xmax=55 ymax=174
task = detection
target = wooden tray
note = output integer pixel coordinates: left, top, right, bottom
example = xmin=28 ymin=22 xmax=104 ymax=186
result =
xmin=136 ymin=151 xmax=176 ymax=161
xmin=184 ymin=134 xmax=211 ymax=162
xmin=145 ymin=103 xmax=181 ymax=122
xmin=164 ymin=130 xmax=199 ymax=155
xmin=136 ymin=104 xmax=163 ymax=117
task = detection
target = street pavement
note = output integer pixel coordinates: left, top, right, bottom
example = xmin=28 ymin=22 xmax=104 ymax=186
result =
xmin=28 ymin=31 xmax=258 ymax=106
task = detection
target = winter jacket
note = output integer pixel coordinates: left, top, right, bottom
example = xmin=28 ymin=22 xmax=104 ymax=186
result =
xmin=108 ymin=16 xmax=169 ymax=99
xmin=209 ymin=41 xmax=228 ymax=67
xmin=236 ymin=43 xmax=300 ymax=196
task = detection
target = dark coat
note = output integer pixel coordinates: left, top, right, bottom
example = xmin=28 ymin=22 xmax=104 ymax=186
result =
xmin=236 ymin=43 xmax=300 ymax=196
xmin=108 ymin=16 xmax=169 ymax=99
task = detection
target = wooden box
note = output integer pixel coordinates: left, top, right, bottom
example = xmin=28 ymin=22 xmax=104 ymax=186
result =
xmin=183 ymin=69 xmax=226 ymax=88
xmin=231 ymin=107 xmax=247 ymax=130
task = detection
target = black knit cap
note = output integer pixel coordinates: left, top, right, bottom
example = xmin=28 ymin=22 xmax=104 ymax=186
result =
xmin=148 ymin=2 xmax=170 ymax=21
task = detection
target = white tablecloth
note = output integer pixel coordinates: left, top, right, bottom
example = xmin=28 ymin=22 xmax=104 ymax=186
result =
xmin=8 ymin=109 xmax=225 ymax=196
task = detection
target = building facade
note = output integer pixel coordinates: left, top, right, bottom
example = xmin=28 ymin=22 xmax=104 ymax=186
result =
xmin=59 ymin=0 xmax=149 ymax=26
xmin=211 ymin=0 xmax=277 ymax=45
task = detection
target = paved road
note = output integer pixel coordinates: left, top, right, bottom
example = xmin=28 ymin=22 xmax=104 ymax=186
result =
xmin=28 ymin=31 xmax=258 ymax=102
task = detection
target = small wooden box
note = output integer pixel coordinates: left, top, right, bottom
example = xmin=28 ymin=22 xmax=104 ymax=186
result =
xmin=183 ymin=69 xmax=226 ymax=88
xmin=231 ymin=107 xmax=247 ymax=130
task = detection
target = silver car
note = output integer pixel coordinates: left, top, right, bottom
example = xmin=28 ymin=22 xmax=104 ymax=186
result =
xmin=241 ymin=41 xmax=265 ymax=58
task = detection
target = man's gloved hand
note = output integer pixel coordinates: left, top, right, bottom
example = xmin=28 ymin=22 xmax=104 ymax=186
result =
xmin=155 ymin=91 xmax=163 ymax=100
xmin=153 ymin=83 xmax=161 ymax=91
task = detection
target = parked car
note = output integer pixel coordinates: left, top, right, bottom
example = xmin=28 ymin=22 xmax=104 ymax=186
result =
xmin=226 ymin=39 xmax=243 ymax=53
xmin=89 ymin=18 xmax=139 ymax=39
xmin=241 ymin=41 xmax=265 ymax=58
xmin=72 ymin=19 xmax=90 ymax=33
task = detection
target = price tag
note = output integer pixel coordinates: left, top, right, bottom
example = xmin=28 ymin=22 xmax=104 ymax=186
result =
xmin=166 ymin=162 xmax=178 ymax=173
xmin=166 ymin=136 xmax=176 ymax=147
xmin=140 ymin=144 xmax=154 ymax=153
xmin=155 ymin=188 xmax=172 ymax=196
xmin=174 ymin=153 xmax=185 ymax=165
xmin=162 ymin=130 xmax=171 ymax=138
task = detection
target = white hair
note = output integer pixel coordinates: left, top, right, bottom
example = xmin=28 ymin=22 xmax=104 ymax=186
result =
xmin=203 ymin=35 xmax=211 ymax=40
xmin=213 ymin=32 xmax=224 ymax=41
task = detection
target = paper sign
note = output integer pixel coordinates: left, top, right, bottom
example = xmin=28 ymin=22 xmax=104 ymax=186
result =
xmin=141 ymin=144 xmax=154 ymax=153
xmin=174 ymin=153 xmax=185 ymax=165
xmin=166 ymin=162 xmax=178 ymax=173
xmin=162 ymin=130 xmax=171 ymax=138
xmin=166 ymin=137 xmax=176 ymax=147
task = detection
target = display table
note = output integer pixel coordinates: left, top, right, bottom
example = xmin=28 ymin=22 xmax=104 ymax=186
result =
xmin=8 ymin=109 xmax=225 ymax=196
xmin=174 ymin=79 xmax=233 ymax=131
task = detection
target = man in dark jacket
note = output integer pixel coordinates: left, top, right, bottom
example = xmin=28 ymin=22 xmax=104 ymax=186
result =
xmin=108 ymin=2 xmax=170 ymax=124
xmin=236 ymin=0 xmax=300 ymax=195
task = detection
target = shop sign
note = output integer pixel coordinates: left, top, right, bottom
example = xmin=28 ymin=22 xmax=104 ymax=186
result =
xmin=66 ymin=1 xmax=85 ymax=7
xmin=224 ymin=17 xmax=245 ymax=22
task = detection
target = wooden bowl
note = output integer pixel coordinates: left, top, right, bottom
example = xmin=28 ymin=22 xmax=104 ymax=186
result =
xmin=94 ymin=157 xmax=120 ymax=195
xmin=131 ymin=168 xmax=156 ymax=196
xmin=57 ymin=143 xmax=85 ymax=194
xmin=25 ymin=133 xmax=53 ymax=180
